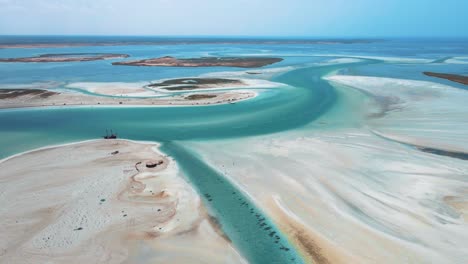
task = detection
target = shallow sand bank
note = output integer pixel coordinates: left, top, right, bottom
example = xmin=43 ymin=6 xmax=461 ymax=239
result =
xmin=186 ymin=129 xmax=468 ymax=263
xmin=0 ymin=139 xmax=245 ymax=264
xmin=0 ymin=88 xmax=255 ymax=109
xmin=66 ymin=77 xmax=280 ymax=96
xmin=326 ymin=75 xmax=468 ymax=153
xmin=0 ymin=74 xmax=284 ymax=109
xmin=183 ymin=74 xmax=468 ymax=263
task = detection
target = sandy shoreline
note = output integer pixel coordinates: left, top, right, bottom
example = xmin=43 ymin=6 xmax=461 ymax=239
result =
xmin=0 ymin=139 xmax=246 ymax=264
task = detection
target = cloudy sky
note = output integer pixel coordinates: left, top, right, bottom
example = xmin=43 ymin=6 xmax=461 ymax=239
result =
xmin=0 ymin=0 xmax=466 ymax=37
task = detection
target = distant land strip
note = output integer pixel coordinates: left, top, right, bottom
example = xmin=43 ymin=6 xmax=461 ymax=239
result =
xmin=423 ymin=71 xmax=468 ymax=85
xmin=113 ymin=56 xmax=283 ymax=68
xmin=0 ymin=53 xmax=129 ymax=62
xmin=0 ymin=39 xmax=378 ymax=49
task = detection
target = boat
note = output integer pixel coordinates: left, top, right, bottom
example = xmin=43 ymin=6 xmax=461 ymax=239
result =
xmin=103 ymin=129 xmax=117 ymax=139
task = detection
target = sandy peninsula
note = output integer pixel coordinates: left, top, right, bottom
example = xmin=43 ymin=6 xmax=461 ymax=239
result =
xmin=0 ymin=139 xmax=246 ymax=264
xmin=112 ymin=56 xmax=283 ymax=68
xmin=0 ymin=53 xmax=129 ymax=63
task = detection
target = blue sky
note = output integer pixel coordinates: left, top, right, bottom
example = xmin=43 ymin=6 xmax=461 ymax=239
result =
xmin=0 ymin=0 xmax=466 ymax=37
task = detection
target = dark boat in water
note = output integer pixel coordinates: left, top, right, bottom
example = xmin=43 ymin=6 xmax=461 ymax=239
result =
xmin=103 ymin=129 xmax=117 ymax=139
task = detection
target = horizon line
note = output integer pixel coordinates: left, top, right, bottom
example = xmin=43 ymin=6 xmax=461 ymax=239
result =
xmin=0 ymin=34 xmax=467 ymax=40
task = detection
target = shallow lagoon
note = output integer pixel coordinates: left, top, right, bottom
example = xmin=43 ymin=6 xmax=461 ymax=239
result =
xmin=1 ymin=37 xmax=468 ymax=263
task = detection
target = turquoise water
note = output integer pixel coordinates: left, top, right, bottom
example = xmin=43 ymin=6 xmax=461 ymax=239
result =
xmin=0 ymin=61 xmax=371 ymax=158
xmin=1 ymin=37 xmax=467 ymax=263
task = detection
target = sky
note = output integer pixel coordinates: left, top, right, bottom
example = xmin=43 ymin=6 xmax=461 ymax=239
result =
xmin=0 ymin=0 xmax=467 ymax=37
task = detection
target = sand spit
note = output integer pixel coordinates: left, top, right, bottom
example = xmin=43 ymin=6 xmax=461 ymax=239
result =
xmin=0 ymin=139 xmax=245 ymax=264
xmin=317 ymin=54 xmax=433 ymax=64
xmin=67 ymin=77 xmax=283 ymax=97
xmin=66 ymin=81 xmax=157 ymax=97
xmin=0 ymin=74 xmax=290 ymax=109
xmin=0 ymin=53 xmax=129 ymax=63
xmin=0 ymin=88 xmax=255 ymax=109
xmin=326 ymin=75 xmax=468 ymax=153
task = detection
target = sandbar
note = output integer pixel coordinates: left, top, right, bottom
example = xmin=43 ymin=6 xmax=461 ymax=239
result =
xmin=0 ymin=88 xmax=255 ymax=109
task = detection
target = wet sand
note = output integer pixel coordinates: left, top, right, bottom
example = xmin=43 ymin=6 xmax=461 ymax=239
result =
xmin=184 ymin=75 xmax=468 ymax=263
xmin=187 ymin=130 xmax=468 ymax=263
xmin=326 ymin=75 xmax=468 ymax=153
xmin=0 ymin=139 xmax=246 ymax=264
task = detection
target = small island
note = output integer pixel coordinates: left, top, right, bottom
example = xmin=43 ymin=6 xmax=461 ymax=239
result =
xmin=0 ymin=53 xmax=129 ymax=63
xmin=113 ymin=56 xmax=283 ymax=68
xmin=423 ymin=72 xmax=468 ymax=85
xmin=147 ymin=78 xmax=243 ymax=91
xmin=184 ymin=94 xmax=218 ymax=100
